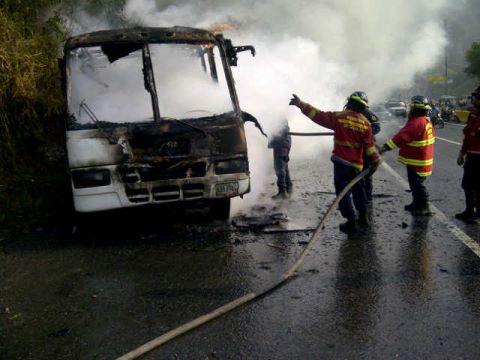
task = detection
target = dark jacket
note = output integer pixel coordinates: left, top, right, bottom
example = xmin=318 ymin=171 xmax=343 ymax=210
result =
xmin=268 ymin=124 xmax=291 ymax=149
xmin=362 ymin=107 xmax=381 ymax=136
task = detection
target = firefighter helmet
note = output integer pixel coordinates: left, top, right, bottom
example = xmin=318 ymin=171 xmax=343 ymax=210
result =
xmin=410 ymin=95 xmax=431 ymax=111
xmin=348 ymin=91 xmax=369 ymax=107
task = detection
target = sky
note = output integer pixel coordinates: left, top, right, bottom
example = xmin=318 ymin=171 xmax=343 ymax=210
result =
xmin=66 ymin=0 xmax=474 ymax=213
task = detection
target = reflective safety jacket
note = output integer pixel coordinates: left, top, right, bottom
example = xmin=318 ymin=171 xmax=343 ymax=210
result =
xmin=385 ymin=114 xmax=435 ymax=176
xmin=301 ymin=103 xmax=380 ymax=170
xmin=461 ymin=110 xmax=480 ymax=155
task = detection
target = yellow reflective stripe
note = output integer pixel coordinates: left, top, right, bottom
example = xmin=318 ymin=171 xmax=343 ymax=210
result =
xmin=386 ymin=139 xmax=397 ymax=149
xmin=334 ymin=139 xmax=361 ymax=148
xmin=366 ymin=146 xmax=377 ymax=156
xmin=425 ymin=122 xmax=434 ymax=137
xmin=350 ymin=95 xmax=368 ymax=106
xmin=407 ymin=138 xmax=435 ymax=147
xmin=351 ymin=162 xmax=363 ymax=171
xmin=307 ymin=108 xmax=317 ymax=119
xmin=338 ymin=119 xmax=369 ymax=131
xmin=398 ymin=156 xmax=433 ymax=166
xmin=417 ymin=171 xmax=432 ymax=176
xmin=345 ymin=115 xmax=367 ymax=124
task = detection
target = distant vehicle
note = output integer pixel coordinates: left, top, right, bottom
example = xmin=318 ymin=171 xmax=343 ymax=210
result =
xmin=439 ymin=94 xmax=456 ymax=107
xmin=454 ymin=110 xmax=470 ymax=124
xmin=428 ymin=106 xmax=444 ymax=128
xmin=438 ymin=95 xmax=457 ymax=123
xmin=369 ymin=104 xmax=392 ymax=120
xmin=458 ymin=95 xmax=472 ymax=109
xmin=385 ymin=100 xmax=407 ymax=117
xmin=60 ymin=27 xmax=257 ymax=218
xmin=441 ymin=105 xmax=455 ymax=122
xmin=439 ymin=95 xmax=457 ymax=107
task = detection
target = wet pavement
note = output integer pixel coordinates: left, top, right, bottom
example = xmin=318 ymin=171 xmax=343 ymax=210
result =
xmin=2 ymin=118 xmax=480 ymax=359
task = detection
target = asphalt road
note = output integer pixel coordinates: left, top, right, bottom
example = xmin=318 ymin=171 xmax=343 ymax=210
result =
xmin=1 ymin=117 xmax=480 ymax=360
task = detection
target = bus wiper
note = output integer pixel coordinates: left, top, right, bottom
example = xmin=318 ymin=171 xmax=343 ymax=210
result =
xmin=142 ymin=44 xmax=161 ymax=123
xmin=79 ymin=100 xmax=117 ymax=144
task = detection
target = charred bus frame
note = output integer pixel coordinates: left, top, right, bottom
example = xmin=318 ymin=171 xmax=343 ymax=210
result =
xmin=62 ymin=27 xmax=256 ymax=218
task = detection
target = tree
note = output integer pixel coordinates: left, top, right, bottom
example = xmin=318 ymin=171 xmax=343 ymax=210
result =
xmin=465 ymin=41 xmax=480 ymax=80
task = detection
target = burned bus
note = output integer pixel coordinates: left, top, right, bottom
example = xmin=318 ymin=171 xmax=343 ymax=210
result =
xmin=62 ymin=27 xmax=256 ymax=219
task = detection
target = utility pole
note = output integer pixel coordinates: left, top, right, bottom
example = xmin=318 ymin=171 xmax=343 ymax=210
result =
xmin=444 ymin=19 xmax=448 ymax=95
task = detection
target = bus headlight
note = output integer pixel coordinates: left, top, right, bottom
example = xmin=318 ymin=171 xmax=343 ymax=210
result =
xmin=215 ymin=159 xmax=248 ymax=175
xmin=71 ymin=169 xmax=111 ymax=189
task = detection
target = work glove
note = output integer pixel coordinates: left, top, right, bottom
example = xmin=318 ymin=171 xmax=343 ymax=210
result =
xmin=369 ymin=157 xmax=383 ymax=174
xmin=457 ymin=152 xmax=465 ymax=166
xmin=289 ymin=94 xmax=303 ymax=108
xmin=379 ymin=144 xmax=390 ymax=154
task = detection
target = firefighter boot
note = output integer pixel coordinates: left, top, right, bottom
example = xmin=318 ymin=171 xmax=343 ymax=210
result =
xmin=286 ymin=181 xmax=293 ymax=194
xmin=272 ymin=188 xmax=288 ymax=199
xmin=339 ymin=217 xmax=357 ymax=234
xmin=411 ymin=201 xmax=432 ymax=216
xmin=404 ymin=201 xmax=419 ymax=212
xmin=455 ymin=210 xmax=478 ymax=224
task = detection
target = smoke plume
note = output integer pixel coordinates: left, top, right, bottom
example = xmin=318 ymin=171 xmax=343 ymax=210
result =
xmin=68 ymin=0 xmax=460 ymax=213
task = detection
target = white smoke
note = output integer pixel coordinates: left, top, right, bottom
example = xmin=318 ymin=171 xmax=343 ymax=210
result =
xmin=66 ymin=0 xmax=459 ymax=213
xmin=120 ymin=0 xmax=454 ymax=213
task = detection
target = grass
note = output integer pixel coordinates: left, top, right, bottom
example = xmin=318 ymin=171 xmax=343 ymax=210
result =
xmin=0 ymin=3 xmax=71 ymax=236
xmin=0 ymin=6 xmax=66 ymax=171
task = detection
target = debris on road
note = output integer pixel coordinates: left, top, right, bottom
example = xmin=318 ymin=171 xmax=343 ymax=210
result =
xmin=232 ymin=212 xmax=314 ymax=233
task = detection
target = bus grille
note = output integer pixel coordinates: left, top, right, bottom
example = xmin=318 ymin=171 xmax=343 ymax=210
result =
xmin=125 ymin=184 xmax=205 ymax=203
xmin=118 ymin=162 xmax=206 ymax=183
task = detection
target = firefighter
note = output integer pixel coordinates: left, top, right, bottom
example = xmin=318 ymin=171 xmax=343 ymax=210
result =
xmin=380 ymin=95 xmax=435 ymax=216
xmin=289 ymin=91 xmax=382 ymax=233
xmin=268 ymin=120 xmax=293 ymax=199
xmin=361 ymin=106 xmax=381 ymax=202
xmin=455 ymin=86 xmax=480 ymax=224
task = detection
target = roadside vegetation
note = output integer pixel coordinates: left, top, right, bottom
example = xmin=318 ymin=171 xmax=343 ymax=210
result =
xmin=0 ymin=0 xmax=126 ymax=235
xmin=465 ymin=41 xmax=480 ymax=81
xmin=0 ymin=1 xmax=68 ymax=235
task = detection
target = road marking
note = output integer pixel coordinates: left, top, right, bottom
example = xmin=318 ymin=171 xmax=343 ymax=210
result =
xmin=381 ymin=162 xmax=480 ymax=258
xmin=444 ymin=122 xmax=465 ymax=128
xmin=436 ymin=136 xmax=461 ymax=145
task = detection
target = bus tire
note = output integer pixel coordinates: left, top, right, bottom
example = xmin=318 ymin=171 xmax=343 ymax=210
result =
xmin=209 ymin=198 xmax=231 ymax=220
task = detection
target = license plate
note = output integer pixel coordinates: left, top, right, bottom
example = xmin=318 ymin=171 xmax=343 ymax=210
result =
xmin=215 ymin=182 xmax=239 ymax=196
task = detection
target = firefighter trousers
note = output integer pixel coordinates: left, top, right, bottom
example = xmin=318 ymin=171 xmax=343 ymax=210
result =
xmin=333 ymin=162 xmax=368 ymax=221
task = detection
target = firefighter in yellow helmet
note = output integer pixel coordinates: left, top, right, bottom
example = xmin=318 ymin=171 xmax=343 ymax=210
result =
xmin=380 ymin=95 xmax=435 ymax=216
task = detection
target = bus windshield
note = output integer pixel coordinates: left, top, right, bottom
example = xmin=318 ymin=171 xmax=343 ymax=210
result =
xmin=67 ymin=42 xmax=234 ymax=129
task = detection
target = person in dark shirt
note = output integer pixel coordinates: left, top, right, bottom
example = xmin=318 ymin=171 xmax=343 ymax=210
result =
xmin=456 ymin=86 xmax=480 ymax=223
xmin=268 ymin=121 xmax=292 ymax=199
xmin=361 ymin=106 xmax=381 ymax=202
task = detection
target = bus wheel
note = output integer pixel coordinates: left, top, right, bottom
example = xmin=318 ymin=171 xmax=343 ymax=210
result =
xmin=209 ymin=198 xmax=231 ymax=220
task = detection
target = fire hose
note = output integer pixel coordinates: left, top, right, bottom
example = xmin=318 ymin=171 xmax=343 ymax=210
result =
xmin=115 ymin=167 xmax=373 ymax=360
xmin=288 ymin=132 xmax=334 ymax=136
